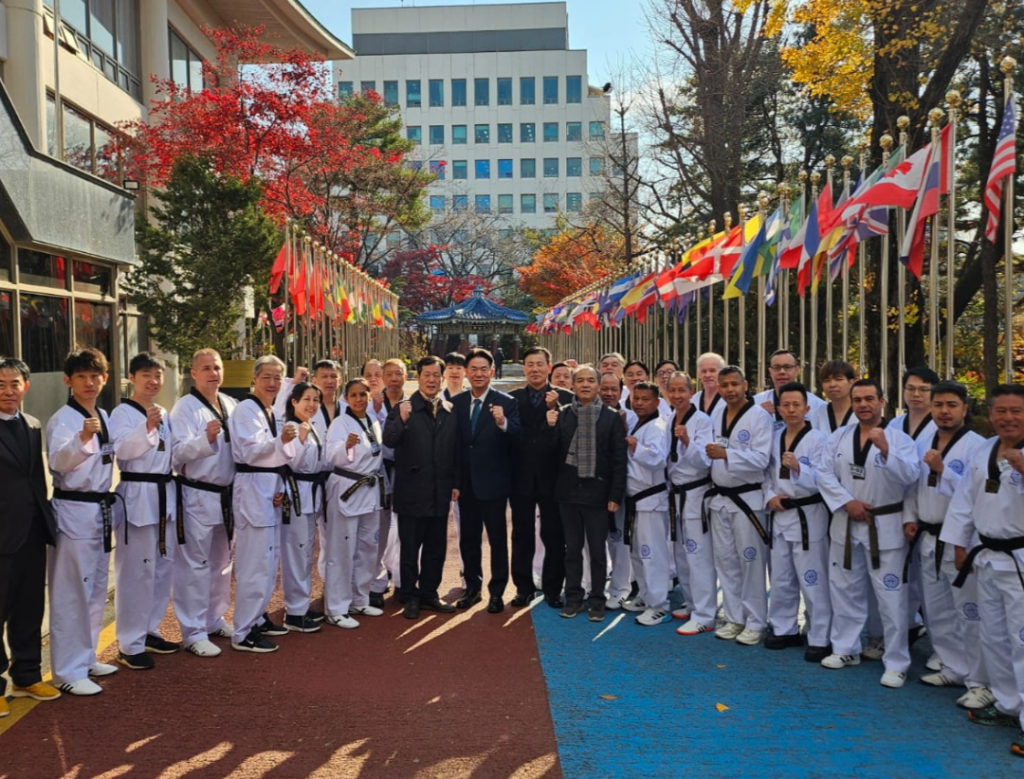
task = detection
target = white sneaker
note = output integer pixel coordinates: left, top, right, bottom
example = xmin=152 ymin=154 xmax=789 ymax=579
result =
xmin=671 ymin=604 xmax=692 ymax=620
xmin=604 ymin=595 xmax=628 ymax=611
xmin=920 ymin=672 xmax=960 ymax=687
xmin=186 ymin=639 xmax=222 ymax=657
xmin=861 ymin=635 xmax=885 ymax=660
xmin=88 ymin=662 xmax=118 ymax=677
xmin=58 ymin=678 xmax=103 ymax=696
xmin=622 ymin=598 xmax=647 ymax=613
xmin=881 ymin=670 xmax=907 ymax=688
xmin=325 ymin=614 xmax=359 ymax=629
xmin=821 ymin=653 xmax=861 ymax=669
xmin=735 ymin=628 xmax=765 ymax=646
xmin=714 ymin=622 xmax=745 ymax=641
xmin=635 ymin=608 xmax=670 ymax=626
xmin=676 ymin=619 xmax=714 ymax=636
xmin=351 ymin=605 xmax=384 ymax=617
xmin=926 ymin=652 xmax=943 ymax=672
xmin=957 ymin=687 xmax=996 ymax=709
xmin=210 ymin=625 xmax=233 ymax=639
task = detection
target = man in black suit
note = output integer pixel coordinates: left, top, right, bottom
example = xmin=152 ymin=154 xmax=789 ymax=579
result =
xmin=0 ymin=357 xmax=60 ymax=715
xmin=509 ymin=347 xmax=573 ymax=608
xmin=453 ymin=348 xmax=521 ymax=613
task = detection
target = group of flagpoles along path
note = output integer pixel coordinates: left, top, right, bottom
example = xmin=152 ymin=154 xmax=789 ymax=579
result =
xmin=533 ymin=58 xmax=1019 ymax=399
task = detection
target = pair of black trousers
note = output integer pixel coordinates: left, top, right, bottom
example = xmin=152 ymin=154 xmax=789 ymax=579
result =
xmin=397 ymin=515 xmax=448 ymax=602
xmin=0 ymin=518 xmax=48 ymax=693
xmin=458 ymin=492 xmax=509 ymax=598
xmin=510 ymin=494 xmax=565 ymax=599
xmin=560 ymin=503 xmax=609 ymax=608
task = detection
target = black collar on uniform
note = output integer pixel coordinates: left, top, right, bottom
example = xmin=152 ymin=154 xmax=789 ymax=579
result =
xmin=68 ymin=396 xmax=108 ymax=445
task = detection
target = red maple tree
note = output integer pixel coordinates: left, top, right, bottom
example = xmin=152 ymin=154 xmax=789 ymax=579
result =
xmin=381 ymin=245 xmax=492 ymax=316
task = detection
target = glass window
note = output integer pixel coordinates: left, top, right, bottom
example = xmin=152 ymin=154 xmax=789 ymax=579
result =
xmin=58 ymin=0 xmax=89 ymax=31
xmin=590 ymin=121 xmax=605 ymax=139
xmin=475 ymin=195 xmax=491 ymax=214
xmin=0 ymin=240 xmax=10 ymax=284
xmin=453 ymin=125 xmax=467 ymax=145
xmin=453 ymin=194 xmax=468 ymax=212
xmin=90 ymin=0 xmax=115 ymax=55
xmin=498 ymin=123 xmax=513 ymax=143
xmin=544 ymin=193 xmax=559 ymax=213
xmin=75 ymin=299 xmax=113 ymax=371
xmin=19 ymin=249 xmax=68 ymax=289
xmin=499 ymin=228 xmax=513 ymax=240
xmin=566 ymin=122 xmax=582 ymax=142
xmin=452 ymin=160 xmax=468 ymax=179
xmin=406 ymin=80 xmax=421 ymax=108
xmin=116 ymin=0 xmax=138 ymax=72
xmin=590 ymin=156 xmax=605 ymax=175
xmin=567 ymin=192 xmax=583 ymax=212
xmin=566 ymin=76 xmax=582 ymax=104
xmin=521 ymin=194 xmax=537 ymax=214
xmin=520 ymin=76 xmax=535 ymax=105
xmin=169 ymin=28 xmax=201 ymax=92
xmin=521 ymin=123 xmax=535 ymax=143
xmin=475 ymin=159 xmax=491 ymax=179
xmin=360 ymin=80 xmax=376 ymax=94
xmin=384 ymin=80 xmax=399 ymax=106
xmin=452 ymin=78 xmax=467 ymax=106
xmin=543 ymin=76 xmax=558 ymax=104
xmin=498 ymin=194 xmax=514 ymax=214
xmin=475 ymin=124 xmax=490 ymax=144
xmin=72 ymin=260 xmax=112 ymax=296
xmin=543 ymin=158 xmax=559 ymax=177
xmin=567 ymin=157 xmax=582 ymax=177
xmin=430 ymin=195 xmax=446 ymax=212
xmin=429 ymin=79 xmax=444 ymax=107
xmin=521 ymin=158 xmax=536 ymax=178
xmin=0 ymin=290 xmax=12 ymax=358
xmin=62 ymin=103 xmax=93 ymax=173
xmin=429 ymin=160 xmax=446 ymax=179
xmin=498 ymin=159 xmax=513 ymax=179
xmin=20 ymin=293 xmax=70 ymax=374
xmin=407 ymin=126 xmax=422 ymax=145
xmin=543 ymin=122 xmax=558 ymax=143
xmin=497 ymin=77 xmax=512 ymax=105
xmin=338 ymin=81 xmax=353 ymax=98
xmin=475 ymin=78 xmax=489 ymax=106
xmin=429 ymin=125 xmax=445 ymax=145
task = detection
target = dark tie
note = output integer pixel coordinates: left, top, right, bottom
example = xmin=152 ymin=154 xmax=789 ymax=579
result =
xmin=471 ymin=398 xmax=482 ymax=434
xmin=530 ymin=390 xmax=543 ymax=407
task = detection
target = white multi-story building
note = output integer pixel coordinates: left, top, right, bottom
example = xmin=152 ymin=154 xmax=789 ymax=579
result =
xmin=335 ymin=2 xmax=612 ymax=237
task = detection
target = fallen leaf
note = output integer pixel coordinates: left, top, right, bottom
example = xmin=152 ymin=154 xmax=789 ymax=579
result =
xmin=716 ymin=703 xmax=729 ymax=712
xmin=716 ymin=664 xmax=726 ymax=669
xmin=599 ymin=694 xmax=619 ymax=701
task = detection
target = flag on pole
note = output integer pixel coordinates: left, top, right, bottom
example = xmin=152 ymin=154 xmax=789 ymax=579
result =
xmin=899 ymin=124 xmax=953 ymax=278
xmin=848 ymin=144 xmax=934 ymax=210
xmin=797 ymin=186 xmax=833 ymax=294
xmin=724 ymin=210 xmax=776 ymax=299
xmin=269 ymin=241 xmax=289 ymax=294
xmin=984 ymin=95 xmax=1017 ymax=242
xmin=778 ymin=197 xmax=806 ymax=270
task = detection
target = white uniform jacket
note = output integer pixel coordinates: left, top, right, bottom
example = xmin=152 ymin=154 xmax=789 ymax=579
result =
xmin=708 ymin=400 xmax=773 ymax=513
xmin=809 ymin=403 xmax=854 ymax=435
xmin=326 ymin=409 xmax=387 ymax=517
xmin=765 ymin=424 xmax=829 ymax=545
xmin=665 ymin=406 xmax=713 ymax=522
xmin=47 ymin=403 xmax=114 ymax=539
xmin=110 ymin=400 xmax=175 ymax=528
xmin=626 ymin=415 xmax=670 ymax=511
xmin=754 ymin=388 xmax=826 ymax=430
xmin=228 ymin=397 xmax=296 ymax=528
xmin=287 ymin=420 xmax=328 ymax=516
xmin=170 ymin=390 xmax=237 ymax=526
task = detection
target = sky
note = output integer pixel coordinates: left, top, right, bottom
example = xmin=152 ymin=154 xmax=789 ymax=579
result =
xmin=300 ymin=0 xmax=653 ymax=87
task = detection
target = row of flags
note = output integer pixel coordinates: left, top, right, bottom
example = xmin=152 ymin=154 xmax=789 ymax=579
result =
xmin=529 ymin=93 xmax=1017 ymax=337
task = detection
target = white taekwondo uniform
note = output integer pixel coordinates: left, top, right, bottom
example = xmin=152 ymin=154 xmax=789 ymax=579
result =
xmin=625 ymin=414 xmax=671 ymax=612
xmin=692 ymin=390 xmax=723 ymax=419
xmin=810 ymin=403 xmax=854 ymax=436
xmin=283 ymin=416 xmax=329 ymax=618
xmin=755 ymin=388 xmax=827 ymax=432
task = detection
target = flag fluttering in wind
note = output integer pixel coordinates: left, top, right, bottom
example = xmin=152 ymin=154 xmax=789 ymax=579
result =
xmin=984 ymin=95 xmax=1017 ymax=243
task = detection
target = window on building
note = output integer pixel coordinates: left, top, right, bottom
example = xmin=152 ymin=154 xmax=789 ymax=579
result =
xmin=543 ymin=158 xmax=559 ymax=177
xmin=498 ymin=194 xmax=514 ymax=214
xmin=72 ymin=260 xmax=112 ymax=296
xmin=453 ymin=125 xmax=467 ymax=145
xmin=566 ymin=122 xmax=582 ymax=142
xmin=44 ymin=1 xmax=141 ymax=99
xmin=520 ymin=77 xmax=536 ymax=105
xmin=429 ymin=79 xmax=444 ymax=107
xmin=169 ymin=27 xmax=202 ymax=95
xmin=19 ymin=248 xmax=68 ymax=290
xmin=498 ymin=123 xmax=513 ymax=143
xmin=521 ymin=158 xmax=536 ymax=178
xmin=566 ymin=76 xmax=582 ymax=104
xmin=453 ymin=194 xmax=468 ymax=212
xmin=430 ymin=195 xmax=446 ymax=212
xmin=590 ymin=121 xmax=605 ymax=139
xmin=361 ymin=80 xmax=376 ymax=94
xmin=0 ymin=240 xmax=10 ymax=285
xmin=475 ymin=160 xmax=491 ymax=179
xmin=406 ymin=80 xmax=421 ymax=108
xmin=429 ymin=160 xmax=446 ymax=179
xmin=407 ymin=126 xmax=422 ymax=145
xmin=543 ymin=76 xmax=558 ymax=104
xmin=567 ymin=157 xmax=582 ymax=177
xmin=0 ymin=289 xmax=11 ymax=356
xmin=544 ymin=193 xmax=559 ymax=213
xmin=453 ymin=160 xmax=468 ymax=179
xmin=497 ymin=77 xmax=512 ymax=105
xmin=429 ymin=125 xmax=445 ymax=145
xmin=475 ymin=194 xmax=491 ymax=214
xmin=475 ymin=124 xmax=490 ymax=144
xmin=383 ymin=80 xmax=399 ymax=106
xmin=338 ymin=81 xmax=353 ymax=99
xmin=566 ymin=192 xmax=583 ymax=212
xmin=543 ymin=122 xmax=558 ymax=143
xmin=589 ymin=156 xmax=605 ymax=175
xmin=20 ymin=292 xmax=70 ymax=374
xmin=474 ymin=78 xmax=489 ymax=106
xmin=452 ymin=78 xmax=467 ymax=106
xmin=498 ymin=159 xmax=513 ymax=179
xmin=521 ymin=123 xmax=536 ymax=143
xmin=521 ymin=194 xmax=537 ymax=214
xmin=47 ymin=94 xmax=122 ymax=183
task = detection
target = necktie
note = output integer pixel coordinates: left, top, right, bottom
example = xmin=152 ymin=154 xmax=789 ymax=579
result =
xmin=471 ymin=398 xmax=482 ymax=434
xmin=531 ymin=390 xmax=543 ymax=407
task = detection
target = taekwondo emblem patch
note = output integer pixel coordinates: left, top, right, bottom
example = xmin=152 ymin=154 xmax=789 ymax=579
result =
xmin=737 ymin=429 xmax=751 ymax=444
xmin=963 ymin=603 xmax=980 ymax=621
xmin=743 ymin=546 xmax=757 ymax=562
xmin=803 ymin=569 xmax=819 ymax=586
xmin=875 ymin=453 xmax=885 ymax=466
xmin=641 ymin=544 xmax=651 ymax=559
xmin=948 ymin=459 xmax=965 ymax=475
xmin=610 ymin=528 xmax=623 ymax=542
xmin=685 ymin=538 xmax=698 ymax=553
xmin=883 ymin=573 xmax=900 ymax=590
xmin=800 ymin=456 xmax=812 ymax=466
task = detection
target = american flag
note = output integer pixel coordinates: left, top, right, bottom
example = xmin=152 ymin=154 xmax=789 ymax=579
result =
xmin=984 ymin=95 xmax=1017 ymax=243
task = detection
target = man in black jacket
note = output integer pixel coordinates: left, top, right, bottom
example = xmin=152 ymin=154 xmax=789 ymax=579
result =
xmin=382 ymin=356 xmax=460 ymax=620
xmin=545 ymin=364 xmax=628 ymax=623
xmin=509 ymin=346 xmax=573 ymax=608
xmin=0 ymin=357 xmax=60 ymax=714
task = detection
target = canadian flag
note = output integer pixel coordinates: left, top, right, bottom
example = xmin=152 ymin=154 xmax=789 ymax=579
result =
xmin=847 ymin=144 xmax=933 ymax=211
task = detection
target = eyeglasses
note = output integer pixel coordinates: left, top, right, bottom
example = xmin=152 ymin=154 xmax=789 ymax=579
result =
xmin=769 ymin=364 xmax=798 ymax=372
xmin=656 ymin=370 xmax=675 ymax=378
xmin=904 ymin=384 xmax=931 ymax=394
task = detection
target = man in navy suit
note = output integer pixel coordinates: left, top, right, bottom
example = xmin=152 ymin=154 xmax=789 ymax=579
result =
xmin=453 ymin=348 xmax=521 ymax=613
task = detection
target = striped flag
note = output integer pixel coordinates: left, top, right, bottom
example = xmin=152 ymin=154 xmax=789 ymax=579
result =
xmin=899 ymin=124 xmax=953 ymax=279
xmin=984 ymin=95 xmax=1017 ymax=243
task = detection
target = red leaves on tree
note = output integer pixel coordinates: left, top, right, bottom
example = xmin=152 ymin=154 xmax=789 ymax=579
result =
xmin=381 ymin=246 xmax=492 ymax=314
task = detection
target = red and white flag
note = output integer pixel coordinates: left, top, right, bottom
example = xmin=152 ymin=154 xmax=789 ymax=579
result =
xmin=984 ymin=95 xmax=1017 ymax=243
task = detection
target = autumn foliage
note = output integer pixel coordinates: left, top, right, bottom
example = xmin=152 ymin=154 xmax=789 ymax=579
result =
xmin=517 ymin=222 xmax=626 ymax=307
xmin=381 ymin=246 xmax=493 ymax=315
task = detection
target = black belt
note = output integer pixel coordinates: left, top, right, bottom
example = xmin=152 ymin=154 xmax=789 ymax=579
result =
xmin=844 ymin=500 xmax=903 ymax=571
xmin=177 ymin=475 xmax=234 ymax=541
xmin=768 ymin=493 xmax=825 ymax=551
xmin=903 ymin=520 xmax=944 ymax=582
xmin=624 ymin=483 xmax=668 ymax=547
xmin=52 ymin=488 xmax=122 ymax=553
xmin=668 ymin=476 xmax=712 ymax=542
xmin=333 ymin=467 xmax=389 ymax=511
xmin=954 ymin=533 xmax=1024 ymax=590
xmin=118 ymin=471 xmax=174 ymax=557
xmin=235 ymin=463 xmax=301 ymax=523
xmin=292 ymin=471 xmax=329 ymax=516
xmin=702 ymin=482 xmax=768 ymax=545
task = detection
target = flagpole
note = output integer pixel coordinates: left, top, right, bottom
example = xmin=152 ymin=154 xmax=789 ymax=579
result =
xmin=778 ymin=183 xmax=791 ymax=351
xmin=896 ymin=115 xmax=909 ymax=412
xmin=756 ymin=194 xmax=768 ymax=390
xmin=708 ymin=221 xmax=716 ymax=355
xmin=797 ymin=171 xmax=808 ymax=371
xmin=841 ymin=155 xmax=853 ymax=362
xmin=1002 ymin=58 xmax=1017 ymax=381
xmin=738 ymin=205 xmax=749 ymax=374
xmin=824 ymin=154 xmax=835 ymax=366
xmin=857 ymin=140 xmax=868 ymax=375
xmin=723 ymin=212 xmax=733 ymax=367
xmin=672 ymin=244 xmax=680 ymax=363
xmin=810 ymin=169 xmax=822 ymax=394
xmin=879 ymin=133 xmax=894 ymax=397
xmin=925 ymin=109 xmax=942 ymax=374
xmin=945 ymin=90 xmax=961 ymax=379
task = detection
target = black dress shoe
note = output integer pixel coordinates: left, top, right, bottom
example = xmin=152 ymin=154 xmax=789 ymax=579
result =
xmin=420 ymin=598 xmax=456 ymax=614
xmin=510 ymin=593 xmax=534 ymax=607
xmin=403 ymin=600 xmax=421 ymax=620
xmin=457 ymin=590 xmax=482 ymax=609
xmin=546 ymin=596 xmax=564 ymax=609
xmin=764 ymin=632 xmax=805 ymax=650
xmin=804 ymin=644 xmax=832 ymax=663
xmin=369 ymin=592 xmax=386 ymax=609
xmin=487 ymin=596 xmax=505 ymax=614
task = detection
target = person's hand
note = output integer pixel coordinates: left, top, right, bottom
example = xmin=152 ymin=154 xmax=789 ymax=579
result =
xmin=345 ymin=432 xmax=360 ymax=450
xmin=767 ymin=496 xmax=786 ymax=512
xmin=845 ymin=499 xmax=872 ymax=522
xmin=371 ymin=389 xmax=384 ymax=410
xmin=272 ymin=492 xmax=285 ymax=508
xmin=760 ymin=400 xmax=775 ymax=416
xmin=282 ymin=423 xmax=298 ymax=443
xmin=867 ymin=427 xmax=889 ymax=459
xmin=546 ymin=409 xmax=558 ymax=427
xmin=706 ymin=443 xmax=728 ymax=461
xmin=206 ymin=420 xmax=222 ymax=443
xmin=295 ymin=366 xmax=309 ymax=383
xmin=297 ymin=421 xmax=312 ymax=444
xmin=903 ymin=522 xmax=918 ymax=540
xmin=1004 ymin=448 xmax=1024 ymax=476
xmin=80 ymin=417 xmax=102 ymax=444
xmin=146 ymin=405 xmax=164 ymax=433
xmin=399 ymin=400 xmax=412 ymax=423
xmin=781 ymin=451 xmax=800 ymax=477
xmin=566 ymin=359 xmax=579 ymax=368
xmin=923 ymin=449 xmax=944 ymax=474
xmin=545 ymin=390 xmax=560 ymax=409
xmin=674 ymin=423 xmax=689 ymax=447
xmin=490 ymin=403 xmax=506 ymax=427
xmin=452 ymin=488 xmax=460 ymax=502
xmin=954 ymin=545 xmax=969 ymax=572
xmin=608 ymin=501 xmax=619 ymax=512
xmin=625 ymin=435 xmax=638 ymax=453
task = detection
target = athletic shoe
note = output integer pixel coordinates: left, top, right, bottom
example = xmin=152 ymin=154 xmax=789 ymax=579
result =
xmin=622 ymin=598 xmax=647 ymax=613
xmin=671 ymin=604 xmax=691 ymax=620
xmin=186 ymin=639 xmax=222 ymax=657
xmin=764 ymin=632 xmax=804 ymax=650
xmin=604 ymin=595 xmax=628 ymax=611
xmin=804 ymin=645 xmax=832 ymax=663
xmin=284 ymin=614 xmax=323 ymax=633
xmin=351 ymin=604 xmax=384 ymax=617
xmin=232 ymin=630 xmax=279 ymax=653
xmin=369 ymin=592 xmax=386 ymax=609
xmin=714 ymin=622 xmax=745 ymax=641
xmin=881 ymin=670 xmax=907 ymax=688
xmin=325 ymin=614 xmax=359 ymax=629
xmin=306 ymin=608 xmax=325 ymax=622
xmin=117 ymin=651 xmax=155 ymax=670
xmin=560 ymin=602 xmax=586 ymax=619
xmin=821 ymin=653 xmax=861 ymax=669
xmin=258 ymin=615 xmax=288 ymax=636
xmin=210 ymin=625 xmax=233 ymax=639
xmin=10 ymin=682 xmax=61 ymax=701
xmin=736 ymin=628 xmax=765 ymax=646
xmin=88 ymin=663 xmax=118 ymax=677
xmin=676 ymin=620 xmax=714 ymax=636
xmin=636 ymin=608 xmax=670 ymax=627
xmin=926 ymin=652 xmax=943 ymax=672
xmin=958 ymin=687 xmax=996 ymax=710
xmin=861 ymin=636 xmax=885 ymax=660
xmin=588 ymin=603 xmax=606 ymax=622
xmin=969 ymin=706 xmax=1021 ymax=728
xmin=921 ymin=672 xmax=960 ymax=687
xmin=58 ymin=678 xmax=103 ymax=696
xmin=145 ymin=635 xmax=181 ymax=654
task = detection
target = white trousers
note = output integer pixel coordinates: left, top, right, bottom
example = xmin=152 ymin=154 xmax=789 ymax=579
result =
xmin=325 ymin=511 xmax=377 ymax=616
xmin=115 ymin=522 xmax=176 ymax=655
xmin=710 ymin=506 xmax=768 ymax=631
xmin=678 ymin=519 xmax=716 ymax=626
xmin=828 ymin=541 xmax=910 ymax=673
xmin=351 ymin=511 xmax=380 ymax=609
xmin=49 ymin=534 xmax=109 ymax=684
xmin=629 ymin=510 xmax=671 ymax=611
xmin=977 ymin=562 xmax=1024 ymax=726
xmin=282 ymin=512 xmax=317 ymax=617
xmin=769 ymin=534 xmax=832 ymax=647
xmin=231 ymin=519 xmax=281 ymax=645
xmin=371 ymin=509 xmax=401 ymax=592
xmin=173 ymin=511 xmax=231 ymax=647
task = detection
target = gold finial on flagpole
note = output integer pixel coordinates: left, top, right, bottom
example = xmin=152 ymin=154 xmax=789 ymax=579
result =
xmin=928 ymin=107 xmax=944 ymax=127
xmin=810 ymin=170 xmax=821 ymax=188
xmin=880 ymin=133 xmax=893 ymax=153
xmin=723 ymin=212 xmax=733 ymax=230
xmin=946 ymin=90 xmax=962 ymax=113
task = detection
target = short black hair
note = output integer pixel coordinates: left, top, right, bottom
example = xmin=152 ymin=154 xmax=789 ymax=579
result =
xmin=624 ymin=360 xmax=650 ymax=376
xmin=852 ymin=377 xmax=884 ymax=398
xmin=632 ymin=380 xmax=660 ymax=398
xmin=655 ymin=359 xmax=680 ymax=373
xmin=718 ymin=365 xmax=745 ymax=382
xmin=552 ymin=361 xmax=571 ymax=373
xmin=991 ymin=384 xmax=1024 ymax=402
xmin=903 ymin=366 xmax=940 ymax=386
xmin=128 ymin=352 xmax=166 ymax=375
xmin=313 ymin=359 xmax=341 ymax=374
xmin=0 ymin=356 xmax=31 ymax=381
xmin=931 ymin=380 xmax=969 ymax=404
xmin=417 ymin=355 xmax=445 ymax=374
xmin=818 ymin=359 xmax=855 ymax=384
xmin=778 ymin=381 xmax=808 ymax=403
xmin=769 ymin=349 xmax=799 ymax=363
xmin=466 ymin=347 xmax=494 ymax=367
xmin=286 ymin=381 xmax=323 ymax=422
xmin=521 ymin=346 xmax=552 ymax=364
xmin=444 ymin=352 xmax=467 ymax=367
xmin=64 ymin=347 xmax=108 ymax=377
